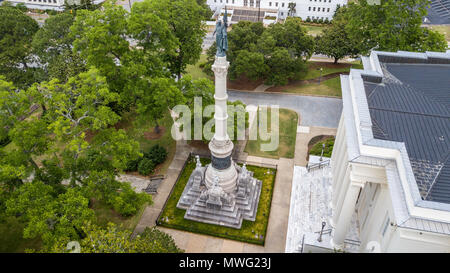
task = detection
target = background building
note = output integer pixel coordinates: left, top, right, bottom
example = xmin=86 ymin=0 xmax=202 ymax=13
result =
xmin=207 ymin=0 xmax=347 ymax=21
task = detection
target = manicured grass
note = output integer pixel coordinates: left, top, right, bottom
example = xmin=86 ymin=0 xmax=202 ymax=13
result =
xmin=302 ymin=62 xmax=363 ymax=80
xmin=0 ymin=216 xmax=42 ymax=253
xmin=245 ymin=108 xmax=298 ymax=159
xmin=301 ymin=24 xmax=327 ymax=36
xmin=158 ymin=157 xmax=276 ymax=245
xmin=185 ymin=54 xmax=212 ymax=80
xmin=91 ymin=199 xmax=147 ymax=231
xmin=282 ymin=77 xmax=342 ymax=97
xmin=117 ymin=111 xmax=176 ymax=175
xmin=309 ymin=136 xmax=335 ymax=158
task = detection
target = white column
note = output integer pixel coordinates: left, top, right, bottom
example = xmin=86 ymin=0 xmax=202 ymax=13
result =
xmin=332 ymin=179 xmax=364 ymax=248
xmin=211 ymin=56 xmax=230 ymax=142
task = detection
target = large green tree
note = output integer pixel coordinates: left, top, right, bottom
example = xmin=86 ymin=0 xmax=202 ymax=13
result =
xmin=50 ymin=222 xmax=183 ymax=253
xmin=205 ymin=19 xmax=310 ymax=86
xmin=0 ymin=6 xmax=40 ymax=87
xmin=315 ymin=18 xmax=360 ymax=64
xmin=133 ymin=0 xmax=207 ymax=79
xmin=32 ymin=12 xmax=86 ymax=82
xmin=337 ymin=0 xmax=447 ymax=54
xmin=6 ymin=181 xmax=95 ymax=249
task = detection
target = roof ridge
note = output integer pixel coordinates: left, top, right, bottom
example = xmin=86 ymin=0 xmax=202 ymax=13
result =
xmin=369 ymin=106 xmax=450 ymax=119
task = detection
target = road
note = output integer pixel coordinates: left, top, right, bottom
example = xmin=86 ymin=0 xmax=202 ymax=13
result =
xmin=228 ymin=90 xmax=343 ymax=128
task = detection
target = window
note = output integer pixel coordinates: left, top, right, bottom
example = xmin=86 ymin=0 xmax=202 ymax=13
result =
xmin=275 ymin=2 xmax=278 ymax=6
xmin=232 ymin=0 xmax=235 ymax=3
xmin=282 ymin=2 xmax=285 ymax=7
xmin=313 ymin=7 xmax=316 ymax=11
xmin=327 ymin=8 xmax=330 ymax=12
xmin=269 ymin=2 xmax=272 ymax=6
xmin=281 ymin=12 xmax=284 ymax=16
xmin=226 ymin=0 xmax=228 ymax=4
xmin=308 ymin=7 xmax=311 ymax=11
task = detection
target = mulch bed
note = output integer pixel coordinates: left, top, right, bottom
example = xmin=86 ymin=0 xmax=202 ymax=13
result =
xmin=227 ymin=75 xmax=264 ymax=91
xmin=143 ymin=126 xmax=166 ymax=140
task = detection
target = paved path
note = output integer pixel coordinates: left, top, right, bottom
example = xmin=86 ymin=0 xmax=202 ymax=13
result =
xmin=228 ymin=90 xmax=342 ymax=128
xmin=134 ymin=140 xmax=192 ymax=234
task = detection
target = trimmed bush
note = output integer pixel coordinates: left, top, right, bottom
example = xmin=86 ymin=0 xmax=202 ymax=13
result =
xmin=138 ymin=158 xmax=155 ymax=176
xmin=306 ymin=17 xmax=311 ymax=22
xmin=144 ymin=144 xmax=167 ymax=165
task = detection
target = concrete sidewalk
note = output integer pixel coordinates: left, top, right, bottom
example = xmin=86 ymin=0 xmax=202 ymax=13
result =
xmin=134 ymin=141 xmax=192 ymax=234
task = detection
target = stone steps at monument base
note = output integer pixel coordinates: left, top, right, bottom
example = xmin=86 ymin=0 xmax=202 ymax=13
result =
xmin=235 ymin=182 xmax=262 ymax=221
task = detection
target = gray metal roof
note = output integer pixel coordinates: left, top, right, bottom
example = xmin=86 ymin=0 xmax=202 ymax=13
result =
xmin=425 ymin=0 xmax=450 ymax=24
xmin=363 ymin=63 xmax=450 ymax=204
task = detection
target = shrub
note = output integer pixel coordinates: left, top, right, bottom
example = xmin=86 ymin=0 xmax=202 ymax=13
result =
xmin=318 ymin=18 xmax=323 ymax=24
xmin=15 ymin=3 xmax=28 ymax=12
xmin=138 ymin=158 xmax=155 ymax=176
xmin=144 ymin=144 xmax=167 ymax=165
xmin=324 ymin=18 xmax=330 ymax=24
xmin=312 ymin=18 xmax=318 ymax=23
xmin=125 ymin=157 xmax=141 ymax=172
xmin=306 ymin=17 xmax=311 ymax=23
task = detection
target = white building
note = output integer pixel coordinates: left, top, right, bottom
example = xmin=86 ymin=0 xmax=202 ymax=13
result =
xmin=286 ymin=50 xmax=450 ymax=253
xmin=6 ymin=0 xmax=103 ymax=11
xmin=207 ymin=0 xmax=347 ymax=21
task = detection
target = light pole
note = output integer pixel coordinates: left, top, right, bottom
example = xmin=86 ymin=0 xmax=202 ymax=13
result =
xmin=128 ymin=0 xmax=132 ymax=11
xmin=318 ymin=221 xmax=326 ymax=242
xmin=320 ymin=143 xmax=325 ymax=161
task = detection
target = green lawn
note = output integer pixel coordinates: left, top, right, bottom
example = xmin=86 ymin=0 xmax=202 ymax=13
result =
xmin=245 ymin=108 xmax=298 ymax=159
xmin=301 ymin=24 xmax=327 ymax=36
xmin=185 ymin=54 xmax=212 ymax=80
xmin=91 ymin=199 xmax=148 ymax=231
xmin=303 ymin=62 xmax=363 ymax=80
xmin=158 ymin=157 xmax=276 ymax=245
xmin=272 ymin=61 xmax=363 ymax=97
xmin=283 ymin=77 xmax=342 ymax=97
xmin=425 ymin=25 xmax=450 ymax=42
xmin=0 ymin=216 xmax=42 ymax=253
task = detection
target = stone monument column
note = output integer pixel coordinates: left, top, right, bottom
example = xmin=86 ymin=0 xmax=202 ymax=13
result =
xmin=204 ymin=56 xmax=238 ymax=193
